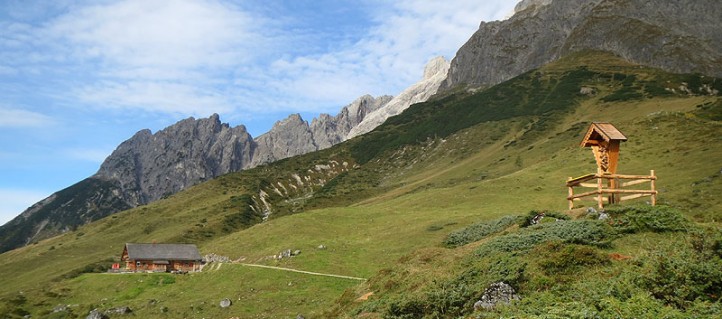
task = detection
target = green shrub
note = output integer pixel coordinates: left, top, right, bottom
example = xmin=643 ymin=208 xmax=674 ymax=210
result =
xmin=605 ymin=205 xmax=689 ymax=234
xmin=444 ymin=215 xmax=519 ymax=247
xmin=639 ymin=236 xmax=722 ymax=308
xmin=536 ymin=242 xmax=609 ymax=275
xmin=475 ymin=220 xmax=613 ymax=257
xmin=519 ymin=210 xmax=570 ymax=228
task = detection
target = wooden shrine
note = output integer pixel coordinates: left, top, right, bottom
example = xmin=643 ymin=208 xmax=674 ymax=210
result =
xmin=566 ymin=123 xmax=657 ymax=209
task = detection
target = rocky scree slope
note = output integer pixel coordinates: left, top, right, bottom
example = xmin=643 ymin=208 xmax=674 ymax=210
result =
xmin=442 ymin=0 xmax=722 ymax=90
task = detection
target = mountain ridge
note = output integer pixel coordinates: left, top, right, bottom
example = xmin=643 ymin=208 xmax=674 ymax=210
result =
xmin=0 ymin=56 xmax=445 ymax=253
xmin=442 ymin=0 xmax=722 ymax=90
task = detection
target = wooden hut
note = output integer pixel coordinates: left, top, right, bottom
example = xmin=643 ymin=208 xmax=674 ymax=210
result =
xmin=566 ymin=123 xmax=657 ymax=209
xmin=121 ymin=243 xmax=202 ymax=272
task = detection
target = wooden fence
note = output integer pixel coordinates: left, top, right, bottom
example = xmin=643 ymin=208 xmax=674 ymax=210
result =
xmin=566 ymin=170 xmax=657 ymax=209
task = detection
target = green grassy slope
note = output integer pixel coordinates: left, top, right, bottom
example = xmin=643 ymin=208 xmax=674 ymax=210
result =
xmin=0 ymin=51 xmax=720 ymax=318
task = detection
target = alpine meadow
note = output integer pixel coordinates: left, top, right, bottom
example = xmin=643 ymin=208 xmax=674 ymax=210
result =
xmin=1 ymin=1 xmax=721 ymax=318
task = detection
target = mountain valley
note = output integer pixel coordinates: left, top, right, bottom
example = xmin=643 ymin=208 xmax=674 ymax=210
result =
xmin=1 ymin=0 xmax=721 ymax=318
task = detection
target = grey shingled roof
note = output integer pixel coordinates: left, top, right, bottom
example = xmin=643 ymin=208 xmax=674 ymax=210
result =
xmin=125 ymin=243 xmax=202 ymax=261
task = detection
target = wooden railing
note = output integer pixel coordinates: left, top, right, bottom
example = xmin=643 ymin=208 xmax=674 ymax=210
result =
xmin=566 ymin=170 xmax=657 ymax=209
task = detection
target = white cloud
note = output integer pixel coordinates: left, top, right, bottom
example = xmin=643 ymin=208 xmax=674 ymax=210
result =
xmin=0 ymin=107 xmax=54 ymax=128
xmin=235 ymin=0 xmax=519 ymax=114
xmin=0 ymin=189 xmax=51 ymax=225
xmin=2 ymin=0 xmax=519 ymax=119
xmin=48 ymin=0 xmax=261 ymax=70
xmin=38 ymin=0 xmax=271 ymax=116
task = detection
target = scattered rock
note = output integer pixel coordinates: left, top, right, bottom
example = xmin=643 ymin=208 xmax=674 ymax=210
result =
xmin=296 ymin=315 xmax=306 ymax=319
xmin=204 ymin=253 xmax=230 ymax=263
xmin=531 ymin=213 xmax=545 ymax=225
xmin=317 ymin=244 xmax=327 ymax=250
xmin=586 ymin=207 xmax=597 ymax=214
xmin=220 ymin=298 xmax=232 ymax=308
xmin=276 ymin=248 xmax=302 ymax=259
xmin=86 ymin=309 xmax=108 ymax=319
xmin=105 ymin=306 xmax=132 ymax=315
xmin=598 ymin=212 xmax=609 ymax=220
xmin=580 ymin=86 xmax=596 ymax=95
xmin=53 ymin=305 xmax=68 ymax=313
xmin=473 ymin=282 xmax=520 ymax=311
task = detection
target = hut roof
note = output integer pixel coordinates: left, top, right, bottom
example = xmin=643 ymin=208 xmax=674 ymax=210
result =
xmin=125 ymin=243 xmax=201 ymax=261
xmin=580 ymin=122 xmax=627 ymax=147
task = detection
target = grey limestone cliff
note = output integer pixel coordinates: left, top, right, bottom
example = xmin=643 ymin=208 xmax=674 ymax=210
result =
xmin=312 ymin=94 xmax=392 ymax=148
xmin=95 ymin=113 xmax=254 ymax=204
xmin=347 ymin=56 xmax=450 ymax=139
xmin=442 ymin=0 xmax=722 ymax=90
xmin=250 ymin=94 xmax=392 ymax=166
xmin=0 ymin=94 xmax=391 ymax=252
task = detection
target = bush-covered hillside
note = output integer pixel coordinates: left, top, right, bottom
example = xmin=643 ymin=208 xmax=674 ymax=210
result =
xmin=0 ymin=51 xmax=720 ymax=318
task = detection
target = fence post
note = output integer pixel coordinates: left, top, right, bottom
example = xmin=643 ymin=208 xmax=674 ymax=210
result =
xmin=650 ymin=170 xmax=656 ymax=206
xmin=597 ymin=175 xmax=604 ymax=208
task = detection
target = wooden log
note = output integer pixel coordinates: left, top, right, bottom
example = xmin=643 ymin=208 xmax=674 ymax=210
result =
xmin=650 ymin=170 xmax=657 ymax=206
xmin=621 ymin=179 xmax=651 ymax=187
xmin=620 ymin=193 xmax=652 ymax=201
xmin=600 ymin=189 xmax=657 ymax=194
xmin=568 ymin=189 xmax=603 ymax=200
xmin=566 ymin=173 xmax=597 ymax=186
xmin=569 ymin=189 xmax=657 ymax=200
xmin=596 ymin=174 xmax=656 ymax=180
xmin=597 ymin=176 xmax=604 ymax=208
xmin=579 ymin=183 xmax=599 ymax=188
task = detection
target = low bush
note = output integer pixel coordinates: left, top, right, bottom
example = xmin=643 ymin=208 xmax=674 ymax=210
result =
xmin=443 ymin=215 xmax=519 ymax=247
xmin=605 ymin=205 xmax=689 ymax=234
xmin=475 ymin=220 xmax=613 ymax=257
xmin=639 ymin=230 xmax=722 ymax=308
xmin=519 ymin=210 xmax=570 ymax=228
xmin=536 ymin=242 xmax=609 ymax=275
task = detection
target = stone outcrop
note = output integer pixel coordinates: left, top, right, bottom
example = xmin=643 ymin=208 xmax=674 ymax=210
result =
xmin=250 ymin=114 xmax=317 ymax=167
xmin=250 ymin=94 xmax=392 ymax=167
xmin=95 ymin=114 xmax=254 ymax=205
xmin=473 ymin=282 xmax=520 ymax=310
xmin=347 ymin=57 xmax=449 ymax=139
xmin=442 ymin=0 xmax=722 ymax=90
xmin=0 ymin=95 xmax=390 ymax=252
xmin=312 ymin=95 xmax=392 ymax=148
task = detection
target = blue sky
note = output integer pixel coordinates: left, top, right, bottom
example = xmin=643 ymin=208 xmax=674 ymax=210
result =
xmin=0 ymin=0 xmax=517 ymax=225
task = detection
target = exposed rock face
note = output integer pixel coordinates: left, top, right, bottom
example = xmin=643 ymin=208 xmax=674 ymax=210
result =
xmin=95 ymin=113 xmax=254 ymax=204
xmin=0 ymin=95 xmax=391 ymax=252
xmin=250 ymin=114 xmax=317 ymax=167
xmin=312 ymin=94 xmax=392 ymax=148
xmin=442 ymin=0 xmax=722 ymax=90
xmin=473 ymin=282 xmax=520 ymax=310
xmin=347 ymin=57 xmax=450 ymax=139
xmin=251 ymin=94 xmax=392 ymax=166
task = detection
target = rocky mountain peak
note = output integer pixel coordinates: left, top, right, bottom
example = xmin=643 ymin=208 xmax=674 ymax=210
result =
xmin=423 ymin=56 xmax=450 ymax=80
xmin=95 ymin=114 xmax=254 ymax=205
xmin=442 ymin=0 xmax=722 ymax=90
xmin=514 ymin=0 xmax=553 ymax=14
xmin=347 ymin=56 xmax=450 ymax=139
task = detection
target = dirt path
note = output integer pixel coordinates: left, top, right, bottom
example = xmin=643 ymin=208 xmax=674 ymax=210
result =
xmin=238 ymin=263 xmax=366 ymax=281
